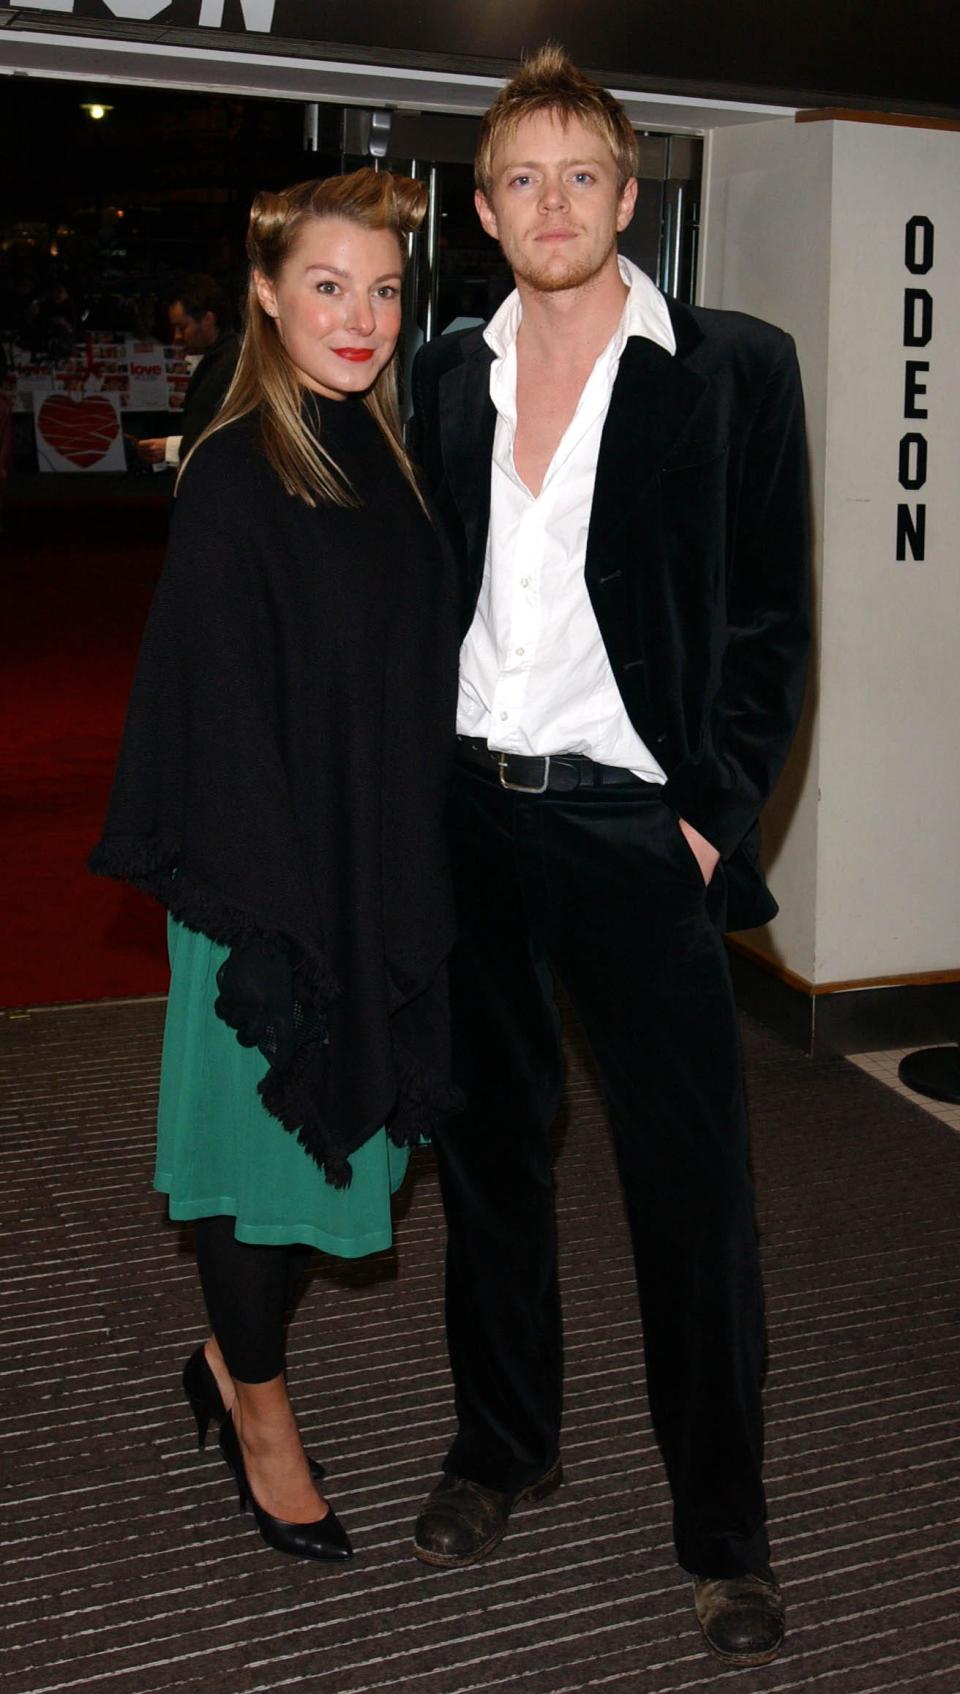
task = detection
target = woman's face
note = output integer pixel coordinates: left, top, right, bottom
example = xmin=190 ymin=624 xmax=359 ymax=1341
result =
xmin=255 ymin=217 xmax=404 ymax=399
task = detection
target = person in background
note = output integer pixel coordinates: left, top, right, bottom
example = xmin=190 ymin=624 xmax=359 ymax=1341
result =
xmin=134 ymin=273 xmax=239 ymax=465
xmin=409 ymin=44 xmax=810 ymax=1667
xmin=92 ymin=170 xmax=459 ymax=1564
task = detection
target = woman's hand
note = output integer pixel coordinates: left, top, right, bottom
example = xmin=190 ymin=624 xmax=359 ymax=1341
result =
xmin=215 ymin=938 xmax=325 ymax=1070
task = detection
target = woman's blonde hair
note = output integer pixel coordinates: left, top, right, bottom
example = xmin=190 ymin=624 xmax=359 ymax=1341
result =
xmin=182 ymin=168 xmax=427 ymax=507
xmin=475 ymin=43 xmax=639 ymax=198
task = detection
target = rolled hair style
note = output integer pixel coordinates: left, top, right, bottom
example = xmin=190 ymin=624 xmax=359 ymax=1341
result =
xmin=182 ymin=168 xmax=428 ymax=507
xmin=475 ymin=42 xmax=640 ymax=198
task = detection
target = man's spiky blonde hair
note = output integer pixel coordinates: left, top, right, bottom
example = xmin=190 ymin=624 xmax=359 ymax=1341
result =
xmin=475 ymin=42 xmax=640 ymax=197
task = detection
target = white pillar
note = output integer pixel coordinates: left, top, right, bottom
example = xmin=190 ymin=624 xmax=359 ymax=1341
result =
xmin=700 ymin=115 xmax=960 ymax=995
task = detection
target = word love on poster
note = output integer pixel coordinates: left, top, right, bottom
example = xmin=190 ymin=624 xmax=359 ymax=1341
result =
xmin=33 ymin=390 xmax=127 ymax=473
xmin=125 ymin=339 xmax=169 ymax=409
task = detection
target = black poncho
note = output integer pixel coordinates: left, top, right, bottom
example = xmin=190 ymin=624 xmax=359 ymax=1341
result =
xmin=91 ymin=397 xmax=460 ymax=1185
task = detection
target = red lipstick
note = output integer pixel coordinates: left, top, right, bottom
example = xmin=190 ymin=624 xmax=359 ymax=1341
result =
xmin=334 ymin=348 xmax=374 ymax=361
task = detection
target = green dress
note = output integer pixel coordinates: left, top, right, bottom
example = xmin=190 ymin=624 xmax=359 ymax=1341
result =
xmin=155 ymin=918 xmax=410 ymax=1256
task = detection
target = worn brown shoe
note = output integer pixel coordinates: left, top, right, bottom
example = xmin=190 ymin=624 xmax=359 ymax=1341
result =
xmin=692 ymin=1569 xmax=785 ymax=1665
xmin=412 ymin=1460 xmax=563 ymax=1567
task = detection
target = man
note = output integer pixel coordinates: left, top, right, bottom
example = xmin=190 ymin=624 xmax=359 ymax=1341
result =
xmin=410 ymin=45 xmax=810 ymax=1667
xmin=134 ymin=274 xmax=239 ymax=467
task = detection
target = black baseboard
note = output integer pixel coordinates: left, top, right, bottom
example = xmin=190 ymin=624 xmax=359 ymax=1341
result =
xmin=727 ymin=948 xmax=960 ymax=1057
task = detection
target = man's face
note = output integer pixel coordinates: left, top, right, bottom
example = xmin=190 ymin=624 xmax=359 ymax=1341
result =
xmin=169 ymin=300 xmax=218 ymax=353
xmin=476 ymin=109 xmax=637 ymax=295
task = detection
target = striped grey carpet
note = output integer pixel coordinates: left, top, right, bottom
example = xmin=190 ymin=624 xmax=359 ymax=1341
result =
xmin=2 ymin=997 xmax=959 ymax=1694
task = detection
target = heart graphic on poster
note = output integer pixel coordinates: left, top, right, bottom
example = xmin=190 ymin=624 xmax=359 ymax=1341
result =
xmin=37 ymin=394 xmax=121 ymax=468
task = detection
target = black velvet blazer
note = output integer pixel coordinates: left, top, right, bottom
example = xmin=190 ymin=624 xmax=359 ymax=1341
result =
xmin=410 ymin=297 xmax=811 ymax=931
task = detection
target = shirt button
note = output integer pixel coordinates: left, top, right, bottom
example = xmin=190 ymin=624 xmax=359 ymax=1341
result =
xmin=500 ymin=711 xmax=508 ymax=721
xmin=515 ymin=646 xmax=524 ymax=656
xmin=520 ymin=576 xmax=530 ymax=587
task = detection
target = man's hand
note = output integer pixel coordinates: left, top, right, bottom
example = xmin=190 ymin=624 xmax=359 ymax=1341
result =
xmin=678 ymin=817 xmax=720 ymax=886
xmin=134 ymin=436 xmax=168 ymax=464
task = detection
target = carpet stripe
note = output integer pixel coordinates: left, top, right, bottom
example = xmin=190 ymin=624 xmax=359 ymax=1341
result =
xmin=2 ymin=1001 xmax=959 ymax=1692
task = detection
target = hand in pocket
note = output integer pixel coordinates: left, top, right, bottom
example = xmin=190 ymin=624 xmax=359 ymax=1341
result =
xmin=677 ymin=817 xmax=720 ymax=886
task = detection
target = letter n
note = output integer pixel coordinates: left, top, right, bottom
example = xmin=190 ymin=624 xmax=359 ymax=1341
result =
xmin=896 ymin=504 xmax=926 ymax=561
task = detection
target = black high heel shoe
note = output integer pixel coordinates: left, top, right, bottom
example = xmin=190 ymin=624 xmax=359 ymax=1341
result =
xmin=218 ymin=1417 xmax=353 ymax=1562
xmin=182 ymin=1347 xmax=325 ymax=1481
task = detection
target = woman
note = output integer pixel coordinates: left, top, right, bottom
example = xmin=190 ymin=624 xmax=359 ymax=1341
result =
xmin=91 ymin=170 xmax=459 ymax=1562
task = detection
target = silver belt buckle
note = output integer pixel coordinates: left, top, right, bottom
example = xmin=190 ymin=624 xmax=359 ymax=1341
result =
xmin=497 ymin=752 xmax=551 ymax=793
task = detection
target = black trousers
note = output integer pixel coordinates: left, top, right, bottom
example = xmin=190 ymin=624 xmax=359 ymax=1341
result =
xmin=433 ymin=760 xmax=769 ymax=1579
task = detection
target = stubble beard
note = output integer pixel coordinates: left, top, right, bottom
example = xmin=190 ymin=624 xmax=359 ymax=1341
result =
xmin=507 ymin=231 xmax=618 ymax=297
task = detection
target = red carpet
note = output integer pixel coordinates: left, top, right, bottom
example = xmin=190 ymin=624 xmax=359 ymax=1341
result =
xmin=1 ymin=499 xmax=170 ymax=1007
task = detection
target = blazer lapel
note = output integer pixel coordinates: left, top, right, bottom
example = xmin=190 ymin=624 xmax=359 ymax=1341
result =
xmin=435 ymin=304 xmax=710 ymax=595
xmin=587 ymin=311 xmax=708 ymax=572
xmin=438 ymin=339 xmax=496 ymax=596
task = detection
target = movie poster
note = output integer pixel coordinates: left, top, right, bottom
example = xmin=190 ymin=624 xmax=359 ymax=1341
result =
xmin=33 ymin=388 xmax=127 ymax=473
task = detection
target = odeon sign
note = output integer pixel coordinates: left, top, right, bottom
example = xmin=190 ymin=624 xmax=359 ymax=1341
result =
xmin=898 ymin=214 xmax=935 ymax=563
xmin=15 ymin=0 xmax=278 ymax=27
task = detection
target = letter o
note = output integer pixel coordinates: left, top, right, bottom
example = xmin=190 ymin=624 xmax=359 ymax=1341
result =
xmin=905 ymin=215 xmax=934 ymax=275
xmin=898 ymin=433 xmax=928 ymax=490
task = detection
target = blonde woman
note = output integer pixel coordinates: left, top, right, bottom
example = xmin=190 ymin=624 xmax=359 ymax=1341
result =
xmin=92 ymin=170 xmax=458 ymax=1562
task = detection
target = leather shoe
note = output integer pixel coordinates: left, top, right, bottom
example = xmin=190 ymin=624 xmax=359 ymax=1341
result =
xmin=219 ymin=1419 xmax=352 ymax=1563
xmin=413 ymin=1459 xmax=563 ymax=1567
xmin=692 ymin=1568 xmax=785 ymax=1665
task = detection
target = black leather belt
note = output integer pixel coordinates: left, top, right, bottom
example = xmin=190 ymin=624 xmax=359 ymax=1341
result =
xmin=456 ymin=736 xmax=644 ymax=794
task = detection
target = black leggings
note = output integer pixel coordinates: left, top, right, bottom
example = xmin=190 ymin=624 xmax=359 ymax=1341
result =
xmin=194 ymin=1214 xmax=312 ymax=1383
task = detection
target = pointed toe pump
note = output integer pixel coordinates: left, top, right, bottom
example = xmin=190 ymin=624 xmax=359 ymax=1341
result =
xmin=218 ymin=1418 xmax=353 ymax=1562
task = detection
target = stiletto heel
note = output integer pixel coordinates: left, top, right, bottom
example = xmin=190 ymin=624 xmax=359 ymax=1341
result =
xmin=181 ymin=1346 xmax=325 ymax=1480
xmin=218 ymin=1419 xmax=353 ymax=1562
xmin=182 ymin=1346 xmax=226 ymax=1451
xmin=188 ymin=1396 xmax=212 ymax=1451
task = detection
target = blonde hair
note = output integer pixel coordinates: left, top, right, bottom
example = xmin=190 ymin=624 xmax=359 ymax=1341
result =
xmin=475 ymin=43 xmax=639 ymax=198
xmin=182 ymin=168 xmax=427 ymax=507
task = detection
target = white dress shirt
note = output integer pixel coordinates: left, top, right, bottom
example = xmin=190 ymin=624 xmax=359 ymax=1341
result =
xmin=456 ymin=256 xmax=676 ymax=781
xmin=163 ymin=354 xmax=202 ymax=464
